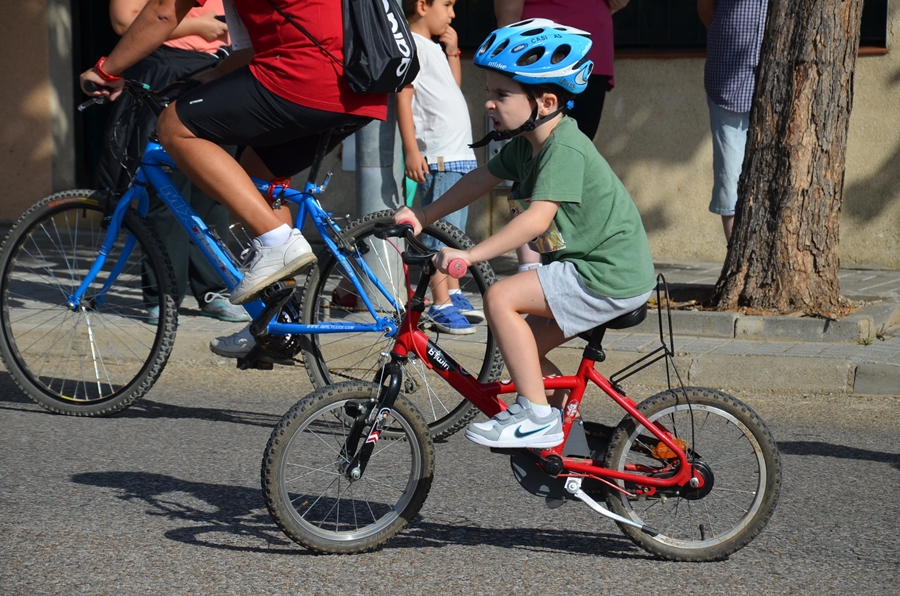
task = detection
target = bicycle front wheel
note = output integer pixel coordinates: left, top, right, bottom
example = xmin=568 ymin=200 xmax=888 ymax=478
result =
xmin=300 ymin=210 xmax=503 ymax=440
xmin=0 ymin=190 xmax=178 ymax=416
xmin=261 ymin=382 xmax=434 ymax=554
xmin=604 ymin=387 xmax=782 ymax=561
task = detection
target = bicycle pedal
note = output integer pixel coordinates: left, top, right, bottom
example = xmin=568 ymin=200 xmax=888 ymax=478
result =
xmin=260 ymin=279 xmax=296 ymax=300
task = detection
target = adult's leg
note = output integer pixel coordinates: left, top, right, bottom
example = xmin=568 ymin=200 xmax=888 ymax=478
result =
xmin=707 ymin=96 xmax=749 ymax=243
xmin=568 ymin=75 xmax=609 ymax=141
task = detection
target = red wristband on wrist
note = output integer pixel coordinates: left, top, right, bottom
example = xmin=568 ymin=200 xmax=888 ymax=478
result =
xmin=447 ymin=49 xmax=461 ymax=58
xmin=93 ymin=57 xmax=122 ymax=82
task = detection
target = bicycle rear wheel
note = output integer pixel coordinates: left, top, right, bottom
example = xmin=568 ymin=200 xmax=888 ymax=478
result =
xmin=300 ymin=210 xmax=503 ymax=440
xmin=603 ymin=387 xmax=782 ymax=561
xmin=0 ymin=190 xmax=178 ymax=415
xmin=261 ymin=382 xmax=434 ymax=554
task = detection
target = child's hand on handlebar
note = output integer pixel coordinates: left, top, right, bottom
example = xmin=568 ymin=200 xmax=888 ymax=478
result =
xmin=393 ymin=206 xmax=425 ymax=235
xmin=434 ymin=247 xmax=471 ymax=275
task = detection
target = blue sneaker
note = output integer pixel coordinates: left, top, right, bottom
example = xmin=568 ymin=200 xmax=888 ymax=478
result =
xmin=427 ymin=305 xmax=475 ymax=335
xmin=449 ymin=292 xmax=485 ymax=324
xmin=201 ymin=292 xmax=252 ymax=323
xmin=146 ymin=305 xmax=180 ymax=326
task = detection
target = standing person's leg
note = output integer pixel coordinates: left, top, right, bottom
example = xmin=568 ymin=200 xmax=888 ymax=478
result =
xmin=181 ymin=163 xmax=252 ymax=323
xmin=567 ymin=75 xmax=609 ymax=141
xmin=420 ymin=169 xmax=477 ymax=334
xmin=707 ymin=96 xmax=750 ymax=243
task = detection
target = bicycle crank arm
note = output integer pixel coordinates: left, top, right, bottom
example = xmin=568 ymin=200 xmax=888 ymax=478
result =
xmin=565 ymin=478 xmax=659 ymax=536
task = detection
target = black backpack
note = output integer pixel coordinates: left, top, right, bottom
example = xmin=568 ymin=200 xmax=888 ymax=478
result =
xmin=265 ymin=0 xmax=419 ymax=94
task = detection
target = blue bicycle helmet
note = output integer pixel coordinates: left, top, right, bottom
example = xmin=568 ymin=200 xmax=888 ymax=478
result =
xmin=474 ymin=19 xmax=593 ymax=94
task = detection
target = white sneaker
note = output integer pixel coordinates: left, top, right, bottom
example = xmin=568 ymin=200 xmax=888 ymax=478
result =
xmin=465 ymin=397 xmax=564 ymax=448
xmin=209 ymin=325 xmax=254 ymax=358
xmin=230 ymin=229 xmax=316 ymax=305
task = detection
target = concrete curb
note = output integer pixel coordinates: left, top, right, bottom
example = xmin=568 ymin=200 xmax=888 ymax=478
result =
xmin=628 ymin=299 xmax=900 ymax=344
xmin=168 ymin=328 xmax=900 ymax=397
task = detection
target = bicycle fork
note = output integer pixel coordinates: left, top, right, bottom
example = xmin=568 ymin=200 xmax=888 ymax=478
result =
xmin=340 ymin=359 xmax=404 ymax=481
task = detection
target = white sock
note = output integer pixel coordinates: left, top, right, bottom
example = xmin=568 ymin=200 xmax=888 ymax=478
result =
xmin=517 ymin=395 xmax=552 ymax=417
xmin=256 ymin=224 xmax=293 ymax=247
xmin=518 ymin=263 xmax=541 ymax=273
xmin=449 ymin=289 xmax=461 ymax=295
xmin=430 ymin=303 xmax=452 ymax=311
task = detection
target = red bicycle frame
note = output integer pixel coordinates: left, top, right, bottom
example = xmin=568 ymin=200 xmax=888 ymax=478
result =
xmin=388 ymin=279 xmax=701 ymax=495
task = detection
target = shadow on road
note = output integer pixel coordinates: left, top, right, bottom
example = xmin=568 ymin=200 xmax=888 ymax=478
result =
xmin=70 ymin=470 xmax=649 ymax=559
xmin=779 ymin=440 xmax=900 ymax=472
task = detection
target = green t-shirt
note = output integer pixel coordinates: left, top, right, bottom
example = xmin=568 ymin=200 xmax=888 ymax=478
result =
xmin=488 ymin=117 xmax=656 ymax=298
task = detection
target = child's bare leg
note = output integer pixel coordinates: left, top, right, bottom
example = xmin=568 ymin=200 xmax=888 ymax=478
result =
xmin=526 ymin=314 xmax=569 ymax=408
xmin=483 ymin=270 xmax=557 ymax=405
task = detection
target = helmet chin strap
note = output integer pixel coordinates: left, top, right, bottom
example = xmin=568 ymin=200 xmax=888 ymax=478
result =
xmin=469 ymin=104 xmax=567 ymax=149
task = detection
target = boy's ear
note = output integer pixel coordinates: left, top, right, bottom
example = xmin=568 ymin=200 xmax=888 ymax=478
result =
xmin=415 ymin=0 xmax=429 ymax=17
xmin=538 ymin=91 xmax=560 ymax=115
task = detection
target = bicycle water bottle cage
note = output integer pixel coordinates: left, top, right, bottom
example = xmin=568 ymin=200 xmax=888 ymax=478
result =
xmin=266 ymin=177 xmax=292 ymax=209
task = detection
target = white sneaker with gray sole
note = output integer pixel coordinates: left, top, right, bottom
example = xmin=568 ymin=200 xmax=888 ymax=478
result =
xmin=230 ymin=229 xmax=316 ymax=305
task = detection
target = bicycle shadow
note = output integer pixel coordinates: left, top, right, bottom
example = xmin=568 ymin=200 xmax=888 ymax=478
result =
xmin=0 ymin=374 xmax=282 ymax=428
xmin=70 ymin=470 xmax=649 ymax=559
xmin=778 ymin=440 xmax=900 ymax=472
xmin=117 ymin=398 xmax=284 ymax=429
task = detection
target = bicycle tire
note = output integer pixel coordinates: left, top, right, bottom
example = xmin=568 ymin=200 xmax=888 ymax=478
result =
xmin=604 ymin=387 xmax=782 ymax=561
xmin=300 ymin=210 xmax=503 ymax=440
xmin=261 ymin=381 xmax=434 ymax=554
xmin=0 ymin=190 xmax=178 ymax=416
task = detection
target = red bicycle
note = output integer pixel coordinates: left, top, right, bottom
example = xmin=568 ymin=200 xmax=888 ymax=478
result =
xmin=261 ymin=224 xmax=782 ymax=561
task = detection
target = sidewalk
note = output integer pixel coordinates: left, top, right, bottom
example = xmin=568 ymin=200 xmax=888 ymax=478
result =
xmin=170 ymin=259 xmax=900 ymax=398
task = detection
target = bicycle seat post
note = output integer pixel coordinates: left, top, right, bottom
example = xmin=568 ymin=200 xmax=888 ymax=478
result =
xmin=307 ymin=128 xmax=333 ymax=187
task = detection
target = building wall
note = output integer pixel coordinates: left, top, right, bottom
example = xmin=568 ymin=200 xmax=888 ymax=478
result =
xmin=6 ymin=3 xmax=899 ymax=269
xmin=1 ymin=1 xmax=56 ymax=221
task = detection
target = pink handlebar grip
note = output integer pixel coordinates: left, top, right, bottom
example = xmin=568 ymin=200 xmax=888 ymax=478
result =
xmin=447 ymin=259 xmax=467 ymax=279
xmin=398 ymin=219 xmax=416 ymax=228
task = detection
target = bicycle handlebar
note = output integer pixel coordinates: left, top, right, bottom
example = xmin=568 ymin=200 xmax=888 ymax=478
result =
xmin=78 ymin=79 xmax=197 ymax=116
xmin=375 ymin=221 xmax=467 ymax=279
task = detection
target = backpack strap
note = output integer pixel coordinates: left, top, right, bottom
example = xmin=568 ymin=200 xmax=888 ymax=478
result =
xmin=263 ymin=0 xmax=344 ymax=68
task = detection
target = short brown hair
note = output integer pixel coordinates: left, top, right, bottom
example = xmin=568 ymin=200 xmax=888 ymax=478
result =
xmin=403 ymin=0 xmax=434 ymax=18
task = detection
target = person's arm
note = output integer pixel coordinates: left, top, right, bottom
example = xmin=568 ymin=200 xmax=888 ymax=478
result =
xmin=697 ymin=0 xmax=717 ymax=28
xmin=110 ymin=0 xmax=227 ymax=41
xmin=494 ymin=0 xmax=524 ymax=27
xmin=608 ymin=0 xmax=630 ymax=15
xmin=440 ymin=26 xmax=462 ymax=87
xmin=82 ymin=0 xmax=196 ymax=99
xmin=396 ymin=86 xmax=429 ymax=184
xmin=460 ymin=200 xmax=558 ymax=266
xmin=394 ymin=165 xmax=502 ymax=235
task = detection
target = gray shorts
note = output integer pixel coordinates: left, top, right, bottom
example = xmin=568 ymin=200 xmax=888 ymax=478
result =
xmin=536 ymin=260 xmax=653 ymax=338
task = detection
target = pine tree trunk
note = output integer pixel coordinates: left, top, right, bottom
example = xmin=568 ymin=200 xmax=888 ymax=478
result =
xmin=713 ymin=0 xmax=864 ymax=317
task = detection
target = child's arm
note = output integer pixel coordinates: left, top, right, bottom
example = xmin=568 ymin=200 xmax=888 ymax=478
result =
xmin=394 ymin=165 xmax=501 ymax=234
xmin=435 ymin=200 xmax=559 ymax=271
xmin=395 ymin=86 xmax=429 ymax=183
xmin=440 ymin=26 xmax=462 ymax=87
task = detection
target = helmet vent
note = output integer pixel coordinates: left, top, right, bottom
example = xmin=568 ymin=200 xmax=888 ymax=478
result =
xmin=491 ymin=39 xmax=510 ymax=57
xmin=521 ymin=28 xmax=546 ymax=37
xmin=479 ymin=34 xmax=496 ymax=54
xmin=550 ymin=45 xmax=571 ymax=64
xmin=516 ymin=47 xmax=545 ymax=66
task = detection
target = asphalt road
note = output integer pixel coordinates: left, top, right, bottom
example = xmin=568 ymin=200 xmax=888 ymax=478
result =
xmin=1 ymin=358 xmax=898 ymax=595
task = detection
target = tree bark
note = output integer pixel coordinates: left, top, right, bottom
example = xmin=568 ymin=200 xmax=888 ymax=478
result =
xmin=713 ymin=0 xmax=864 ymax=317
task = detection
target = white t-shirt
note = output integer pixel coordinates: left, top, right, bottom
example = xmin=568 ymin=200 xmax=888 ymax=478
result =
xmin=410 ymin=33 xmax=476 ymax=164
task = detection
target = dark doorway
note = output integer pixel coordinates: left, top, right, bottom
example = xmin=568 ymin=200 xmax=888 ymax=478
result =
xmin=72 ymin=3 xmax=119 ymax=187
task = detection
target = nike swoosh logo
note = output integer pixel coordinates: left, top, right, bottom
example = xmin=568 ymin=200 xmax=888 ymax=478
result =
xmin=514 ymin=424 xmax=550 ymax=438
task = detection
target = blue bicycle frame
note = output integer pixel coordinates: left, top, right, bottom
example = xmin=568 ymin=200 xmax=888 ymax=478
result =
xmin=70 ymin=138 xmax=404 ymax=339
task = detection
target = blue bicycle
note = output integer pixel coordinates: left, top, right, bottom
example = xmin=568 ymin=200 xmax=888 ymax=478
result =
xmin=0 ymin=80 xmax=501 ymax=437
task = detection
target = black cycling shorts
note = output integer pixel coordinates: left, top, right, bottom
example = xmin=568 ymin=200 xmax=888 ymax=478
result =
xmin=174 ymin=66 xmax=370 ymax=177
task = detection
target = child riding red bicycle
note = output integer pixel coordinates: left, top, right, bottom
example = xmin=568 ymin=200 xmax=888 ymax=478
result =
xmin=394 ymin=19 xmax=656 ymax=449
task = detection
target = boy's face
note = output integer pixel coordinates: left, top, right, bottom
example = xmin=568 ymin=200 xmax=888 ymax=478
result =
xmin=421 ymin=0 xmax=456 ymax=36
xmin=484 ymin=70 xmax=535 ymax=133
